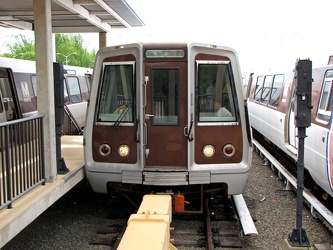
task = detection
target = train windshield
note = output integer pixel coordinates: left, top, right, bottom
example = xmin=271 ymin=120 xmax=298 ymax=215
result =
xmin=96 ymin=62 xmax=134 ymax=123
xmin=197 ymin=61 xmax=237 ymax=123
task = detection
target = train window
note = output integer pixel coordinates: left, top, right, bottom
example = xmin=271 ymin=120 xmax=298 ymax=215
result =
xmin=317 ymin=70 xmax=333 ymax=123
xmin=0 ymin=93 xmax=3 ymax=113
xmin=197 ymin=61 xmax=237 ymax=123
xmin=96 ymin=62 xmax=134 ymax=123
xmin=67 ymin=76 xmax=82 ymax=103
xmin=253 ymin=76 xmax=264 ymax=102
xmin=260 ymin=75 xmax=272 ymax=104
xmin=268 ymin=74 xmax=283 ymax=107
xmin=85 ymin=73 xmax=92 ymax=93
xmin=151 ymin=68 xmax=179 ymax=125
xmin=31 ymin=75 xmax=37 ymax=96
xmin=63 ymin=81 xmax=69 ymax=104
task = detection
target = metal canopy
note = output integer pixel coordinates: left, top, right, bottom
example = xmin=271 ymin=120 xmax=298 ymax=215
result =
xmin=0 ymin=0 xmax=144 ymax=33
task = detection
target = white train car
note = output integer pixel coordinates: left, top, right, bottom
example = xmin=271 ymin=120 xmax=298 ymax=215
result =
xmin=0 ymin=57 xmax=92 ymax=133
xmin=247 ymin=63 xmax=333 ymax=199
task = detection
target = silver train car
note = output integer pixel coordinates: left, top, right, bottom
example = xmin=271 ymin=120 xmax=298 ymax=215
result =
xmin=247 ymin=62 xmax=333 ymax=200
xmin=0 ymin=57 xmax=92 ymax=133
xmin=84 ymin=42 xmax=252 ymax=196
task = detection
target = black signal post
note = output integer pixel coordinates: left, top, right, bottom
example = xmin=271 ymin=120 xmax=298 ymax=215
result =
xmin=287 ymin=59 xmax=312 ymax=248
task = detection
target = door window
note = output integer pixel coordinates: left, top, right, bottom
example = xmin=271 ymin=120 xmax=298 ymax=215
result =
xmin=151 ymin=69 xmax=179 ymax=125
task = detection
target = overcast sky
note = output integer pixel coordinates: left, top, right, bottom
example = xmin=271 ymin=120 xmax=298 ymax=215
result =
xmin=1 ymin=0 xmax=332 ymax=73
xmin=115 ymin=0 xmax=333 ymax=72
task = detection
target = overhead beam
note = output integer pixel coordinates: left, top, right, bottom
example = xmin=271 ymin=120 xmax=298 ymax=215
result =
xmin=0 ymin=10 xmax=75 ymax=16
xmin=0 ymin=15 xmax=32 ymax=30
xmin=93 ymin=0 xmax=131 ymax=28
xmin=72 ymin=0 xmax=95 ymax=4
xmin=52 ymin=26 xmax=110 ymax=33
xmin=88 ymin=10 xmax=110 ymax=15
xmin=53 ymin=0 xmax=112 ymax=32
xmin=102 ymin=20 xmax=120 ymax=23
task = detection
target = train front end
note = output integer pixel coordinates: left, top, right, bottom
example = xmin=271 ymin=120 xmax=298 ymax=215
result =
xmin=84 ymin=42 xmax=252 ymax=195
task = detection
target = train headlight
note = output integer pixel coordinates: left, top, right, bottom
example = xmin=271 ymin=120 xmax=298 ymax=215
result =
xmin=99 ymin=144 xmax=111 ymax=156
xmin=118 ymin=144 xmax=130 ymax=157
xmin=223 ymin=144 xmax=235 ymax=157
xmin=202 ymin=144 xmax=215 ymax=158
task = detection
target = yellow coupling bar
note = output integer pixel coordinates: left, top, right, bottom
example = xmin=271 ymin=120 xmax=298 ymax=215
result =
xmin=117 ymin=194 xmax=177 ymax=250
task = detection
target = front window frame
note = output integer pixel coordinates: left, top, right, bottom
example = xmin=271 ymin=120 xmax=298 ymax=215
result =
xmin=150 ymin=67 xmax=180 ymax=126
xmin=95 ymin=61 xmax=135 ymax=125
xmin=196 ymin=60 xmax=239 ymax=126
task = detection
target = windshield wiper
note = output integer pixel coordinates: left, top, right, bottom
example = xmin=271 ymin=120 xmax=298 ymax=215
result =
xmin=113 ymin=104 xmax=132 ymax=129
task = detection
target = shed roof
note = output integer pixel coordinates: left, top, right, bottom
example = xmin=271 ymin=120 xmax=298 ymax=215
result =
xmin=0 ymin=0 xmax=144 ymax=33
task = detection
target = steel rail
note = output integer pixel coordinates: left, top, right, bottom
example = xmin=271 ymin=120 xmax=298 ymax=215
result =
xmin=253 ymin=139 xmax=333 ymax=227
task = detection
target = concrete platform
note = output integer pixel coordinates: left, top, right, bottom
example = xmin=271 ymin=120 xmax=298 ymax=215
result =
xmin=0 ymin=135 xmax=85 ymax=248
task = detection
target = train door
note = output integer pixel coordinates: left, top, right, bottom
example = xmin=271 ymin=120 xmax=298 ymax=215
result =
xmin=288 ymin=92 xmax=298 ymax=148
xmin=0 ymin=68 xmax=22 ymax=122
xmin=0 ymin=87 xmax=6 ymax=122
xmin=144 ymin=61 xmax=187 ymax=168
xmin=286 ymin=73 xmax=298 ymax=149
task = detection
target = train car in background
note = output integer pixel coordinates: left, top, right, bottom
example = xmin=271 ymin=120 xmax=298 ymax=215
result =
xmin=0 ymin=57 xmax=92 ymax=133
xmin=246 ymin=61 xmax=333 ymax=200
xmin=84 ymin=42 xmax=252 ymax=200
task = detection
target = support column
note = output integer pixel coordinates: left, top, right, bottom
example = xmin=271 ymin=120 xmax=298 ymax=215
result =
xmin=33 ymin=0 xmax=57 ymax=181
xmin=99 ymin=32 xmax=107 ymax=49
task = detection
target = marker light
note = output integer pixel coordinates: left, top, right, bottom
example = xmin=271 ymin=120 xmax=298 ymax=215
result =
xmin=99 ymin=144 xmax=111 ymax=156
xmin=223 ymin=144 xmax=235 ymax=157
xmin=202 ymin=145 xmax=215 ymax=158
xmin=118 ymin=144 xmax=130 ymax=157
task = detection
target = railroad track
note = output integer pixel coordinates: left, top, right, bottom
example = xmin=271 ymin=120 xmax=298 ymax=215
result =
xmin=89 ymin=191 xmax=256 ymax=249
xmin=171 ymin=194 xmax=244 ymax=249
xmin=252 ymin=139 xmax=333 ymax=233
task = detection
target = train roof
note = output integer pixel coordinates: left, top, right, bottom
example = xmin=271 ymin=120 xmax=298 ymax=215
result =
xmin=0 ymin=57 xmax=36 ymax=73
xmin=0 ymin=57 xmax=92 ymax=75
xmin=96 ymin=42 xmax=239 ymax=58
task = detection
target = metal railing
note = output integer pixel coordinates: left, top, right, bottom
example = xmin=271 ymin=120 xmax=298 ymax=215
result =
xmin=0 ymin=115 xmax=45 ymax=210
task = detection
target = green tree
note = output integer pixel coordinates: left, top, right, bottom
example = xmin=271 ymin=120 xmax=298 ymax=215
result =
xmin=1 ymin=34 xmax=36 ymax=60
xmin=0 ymin=33 xmax=95 ymax=68
xmin=55 ymin=34 xmax=95 ymax=68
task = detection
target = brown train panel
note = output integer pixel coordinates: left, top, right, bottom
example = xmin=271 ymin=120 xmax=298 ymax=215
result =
xmin=194 ymin=53 xmax=241 ymax=164
xmin=195 ymin=125 xmax=243 ymax=164
xmin=92 ymin=125 xmax=137 ymax=164
xmin=103 ymin=54 xmax=136 ymax=63
xmin=195 ymin=53 xmax=230 ymax=61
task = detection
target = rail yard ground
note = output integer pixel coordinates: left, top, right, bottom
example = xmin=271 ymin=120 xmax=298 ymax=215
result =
xmin=3 ymin=151 xmax=333 ymax=250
